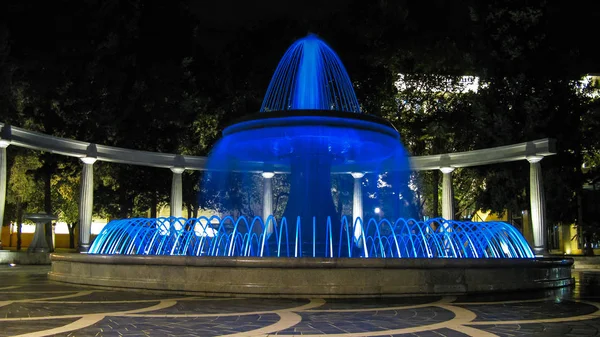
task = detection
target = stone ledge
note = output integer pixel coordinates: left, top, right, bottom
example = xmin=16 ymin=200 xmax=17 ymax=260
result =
xmin=570 ymin=256 xmax=600 ymax=269
xmin=51 ymin=253 xmax=573 ymax=269
xmin=49 ymin=254 xmax=574 ymax=298
xmin=0 ymin=251 xmax=51 ymax=265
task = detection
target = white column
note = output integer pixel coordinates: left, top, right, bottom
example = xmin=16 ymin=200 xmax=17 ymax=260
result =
xmin=262 ymin=172 xmax=275 ymax=237
xmin=440 ymin=167 xmax=455 ymax=220
xmin=350 ymin=172 xmax=364 ymax=241
xmin=0 ymin=139 xmax=9 ymax=249
xmin=262 ymin=172 xmax=274 ymax=218
xmin=78 ymin=156 xmax=96 ymax=252
xmin=170 ymin=167 xmax=184 ymax=218
xmin=527 ymin=156 xmax=546 ymax=256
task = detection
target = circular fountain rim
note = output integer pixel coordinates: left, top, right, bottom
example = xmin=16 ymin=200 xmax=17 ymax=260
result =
xmin=223 ymin=110 xmax=399 ymax=139
xmin=49 ymin=253 xmax=574 ymax=298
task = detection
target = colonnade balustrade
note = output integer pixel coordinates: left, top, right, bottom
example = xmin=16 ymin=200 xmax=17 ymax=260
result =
xmin=0 ymin=123 xmax=555 ymax=256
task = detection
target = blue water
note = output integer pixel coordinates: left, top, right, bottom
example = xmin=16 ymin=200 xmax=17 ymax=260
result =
xmin=89 ymin=216 xmax=535 ymax=258
xmin=201 ymin=35 xmax=414 ymax=245
xmin=261 ymin=34 xmax=360 ymax=113
xmin=213 ymin=118 xmax=405 ymax=171
xmin=89 ymin=34 xmax=536 ymax=260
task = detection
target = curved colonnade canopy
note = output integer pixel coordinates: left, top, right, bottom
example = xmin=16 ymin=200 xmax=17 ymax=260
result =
xmin=0 ymin=121 xmax=555 ymax=257
xmin=0 ymin=122 xmax=555 ymax=173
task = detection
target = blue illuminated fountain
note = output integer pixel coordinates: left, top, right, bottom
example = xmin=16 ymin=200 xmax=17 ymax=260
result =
xmin=260 ymin=33 xmax=360 ymax=112
xmin=89 ymin=35 xmax=534 ymax=259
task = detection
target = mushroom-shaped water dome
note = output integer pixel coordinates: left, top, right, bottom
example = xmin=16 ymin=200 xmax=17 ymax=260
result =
xmin=260 ymin=34 xmax=361 ymax=113
xmin=200 ymin=35 xmax=411 ymax=257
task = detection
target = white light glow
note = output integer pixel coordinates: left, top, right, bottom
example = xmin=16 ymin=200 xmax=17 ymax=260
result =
xmin=81 ymin=156 xmax=97 ymax=164
xmin=13 ymin=224 xmax=36 ymax=233
xmin=500 ymin=241 xmax=511 ymax=255
xmin=54 ymin=222 xmax=70 ymax=234
xmin=194 ymin=223 xmax=216 ymax=237
xmin=350 ymin=172 xmax=365 ymax=179
xmin=377 ymin=175 xmax=391 ymax=188
xmin=0 ymin=139 xmax=10 ymax=148
xmin=395 ymin=74 xmax=480 ymax=94
xmin=91 ymin=221 xmax=108 ymax=235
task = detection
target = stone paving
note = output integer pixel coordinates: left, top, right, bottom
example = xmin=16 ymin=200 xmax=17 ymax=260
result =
xmin=1 ymin=265 xmax=600 ymax=336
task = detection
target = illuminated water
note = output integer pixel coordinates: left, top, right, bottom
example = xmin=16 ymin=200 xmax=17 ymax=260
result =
xmin=89 ymin=216 xmax=534 ymax=258
xmin=200 ymin=34 xmax=413 ymax=250
xmin=89 ymin=34 xmax=535 ymax=259
xmin=261 ymin=33 xmax=360 ymax=112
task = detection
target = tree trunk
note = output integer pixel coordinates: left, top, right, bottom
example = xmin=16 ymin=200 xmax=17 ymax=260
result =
xmin=150 ymin=190 xmax=157 ymax=218
xmin=432 ymin=170 xmax=439 ymax=218
xmin=578 ymin=193 xmax=594 ymax=256
xmin=193 ymin=205 xmax=199 ymax=218
xmin=44 ymin=166 xmax=53 ymax=251
xmin=119 ymin=175 xmax=128 ymax=218
xmin=16 ymin=201 xmax=22 ymax=250
xmin=67 ymin=222 xmax=76 ymax=249
xmin=186 ymin=203 xmax=192 ymax=219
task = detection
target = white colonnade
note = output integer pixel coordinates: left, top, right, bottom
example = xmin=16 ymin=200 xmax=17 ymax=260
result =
xmin=0 ymin=123 xmax=555 ymax=255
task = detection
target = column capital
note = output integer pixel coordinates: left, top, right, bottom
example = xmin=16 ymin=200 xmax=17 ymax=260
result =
xmin=0 ymin=139 xmax=10 ymax=148
xmin=526 ymin=155 xmax=543 ymax=163
xmin=171 ymin=167 xmax=185 ymax=174
xmin=80 ymin=156 xmax=97 ymax=165
xmin=350 ymin=172 xmax=365 ymax=179
xmin=261 ymin=171 xmax=275 ymax=179
xmin=440 ymin=166 xmax=455 ymax=174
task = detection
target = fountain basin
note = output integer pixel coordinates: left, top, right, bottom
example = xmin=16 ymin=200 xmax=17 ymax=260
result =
xmin=49 ymin=253 xmax=573 ymax=298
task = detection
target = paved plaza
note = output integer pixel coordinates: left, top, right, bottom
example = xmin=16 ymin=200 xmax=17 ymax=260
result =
xmin=1 ymin=265 xmax=600 ymax=336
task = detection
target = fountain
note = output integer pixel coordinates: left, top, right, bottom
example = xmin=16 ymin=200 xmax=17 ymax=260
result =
xmin=89 ymin=34 xmax=532 ymax=259
xmin=26 ymin=213 xmax=58 ymax=253
xmin=51 ymin=35 xmax=573 ymax=296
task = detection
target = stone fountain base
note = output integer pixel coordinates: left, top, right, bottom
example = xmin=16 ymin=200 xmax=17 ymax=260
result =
xmin=49 ymin=254 xmax=573 ymax=298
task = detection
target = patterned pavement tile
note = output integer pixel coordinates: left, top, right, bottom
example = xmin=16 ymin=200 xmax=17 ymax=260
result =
xmin=0 ymin=291 xmax=81 ymax=301
xmin=468 ymin=318 xmax=600 ymax=336
xmin=0 ymin=318 xmax=80 ymax=337
xmin=390 ymin=328 xmax=470 ymax=336
xmin=454 ymin=287 xmax=574 ymax=303
xmin=275 ymin=307 xmax=455 ymax=335
xmin=307 ymin=296 xmax=443 ymax=310
xmin=0 ymin=301 xmax=161 ymax=318
xmin=460 ymin=300 xmax=597 ymax=322
xmin=143 ymin=298 xmax=310 ymax=314
xmin=53 ymin=314 xmax=281 ymax=337
xmin=2 ymin=266 xmax=600 ymax=336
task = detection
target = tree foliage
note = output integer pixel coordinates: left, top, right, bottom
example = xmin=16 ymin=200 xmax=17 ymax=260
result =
xmin=0 ymin=0 xmax=598 ymax=245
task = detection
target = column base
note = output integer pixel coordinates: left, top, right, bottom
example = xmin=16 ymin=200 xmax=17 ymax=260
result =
xmin=79 ymin=244 xmax=90 ymax=253
xmin=28 ymin=247 xmax=50 ymax=253
xmin=534 ymin=247 xmax=547 ymax=257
